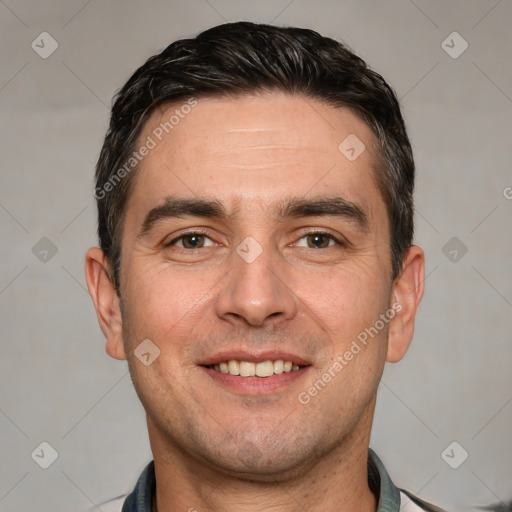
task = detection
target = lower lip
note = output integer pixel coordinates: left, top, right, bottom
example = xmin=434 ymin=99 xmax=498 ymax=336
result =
xmin=200 ymin=366 xmax=310 ymax=395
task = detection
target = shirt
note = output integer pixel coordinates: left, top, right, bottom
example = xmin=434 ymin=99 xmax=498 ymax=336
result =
xmin=97 ymin=449 xmax=446 ymax=512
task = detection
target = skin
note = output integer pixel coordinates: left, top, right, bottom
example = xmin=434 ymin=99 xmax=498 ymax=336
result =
xmin=86 ymin=91 xmax=425 ymax=512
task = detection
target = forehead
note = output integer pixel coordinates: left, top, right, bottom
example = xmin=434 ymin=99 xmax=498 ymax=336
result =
xmin=131 ymin=91 xmax=384 ymax=218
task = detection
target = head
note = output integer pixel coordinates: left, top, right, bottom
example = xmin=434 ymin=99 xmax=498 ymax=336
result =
xmin=86 ymin=22 xmax=424 ymax=480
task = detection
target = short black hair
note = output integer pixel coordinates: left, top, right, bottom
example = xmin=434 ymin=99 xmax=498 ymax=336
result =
xmin=94 ymin=21 xmax=415 ymax=290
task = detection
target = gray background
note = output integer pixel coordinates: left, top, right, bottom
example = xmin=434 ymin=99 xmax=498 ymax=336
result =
xmin=1 ymin=1 xmax=511 ymax=511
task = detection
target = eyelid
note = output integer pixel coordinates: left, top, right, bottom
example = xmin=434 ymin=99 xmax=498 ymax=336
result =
xmin=295 ymin=226 xmax=347 ymax=241
xmin=293 ymin=229 xmax=346 ymax=248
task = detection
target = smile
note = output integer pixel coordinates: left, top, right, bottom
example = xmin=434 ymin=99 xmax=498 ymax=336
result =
xmin=206 ymin=360 xmax=303 ymax=377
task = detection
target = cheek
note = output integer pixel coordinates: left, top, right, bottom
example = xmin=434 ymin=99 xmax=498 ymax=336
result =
xmin=120 ymin=260 xmax=218 ymax=351
xmin=304 ymin=268 xmax=392 ymax=376
xmin=305 ymin=261 xmax=389 ymax=325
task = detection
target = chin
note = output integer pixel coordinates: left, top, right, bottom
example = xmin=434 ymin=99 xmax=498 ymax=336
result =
xmin=195 ymin=435 xmax=324 ymax=483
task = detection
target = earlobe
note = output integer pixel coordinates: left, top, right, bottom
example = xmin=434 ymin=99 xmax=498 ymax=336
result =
xmin=386 ymin=245 xmax=425 ymax=363
xmin=85 ymin=247 xmax=126 ymax=360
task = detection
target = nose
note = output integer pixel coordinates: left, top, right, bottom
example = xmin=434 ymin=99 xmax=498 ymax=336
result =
xmin=214 ymin=240 xmax=298 ymax=327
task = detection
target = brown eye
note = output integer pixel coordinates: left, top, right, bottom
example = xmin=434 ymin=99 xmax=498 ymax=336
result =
xmin=305 ymin=233 xmax=335 ymax=249
xmin=182 ymin=234 xmax=205 ymax=248
xmin=169 ymin=233 xmax=213 ymax=249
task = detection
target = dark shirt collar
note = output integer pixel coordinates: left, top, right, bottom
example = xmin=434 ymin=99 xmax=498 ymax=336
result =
xmin=122 ymin=460 xmax=155 ymax=512
xmin=368 ymin=448 xmax=401 ymax=511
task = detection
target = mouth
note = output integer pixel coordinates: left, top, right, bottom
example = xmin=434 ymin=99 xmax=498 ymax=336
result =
xmin=198 ymin=352 xmax=311 ymax=395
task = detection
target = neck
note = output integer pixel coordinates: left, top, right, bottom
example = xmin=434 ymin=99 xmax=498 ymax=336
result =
xmin=148 ymin=407 xmax=377 ymax=512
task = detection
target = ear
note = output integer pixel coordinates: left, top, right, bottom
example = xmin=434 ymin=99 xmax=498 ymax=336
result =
xmin=386 ymin=245 xmax=425 ymax=363
xmin=85 ymin=247 xmax=126 ymax=360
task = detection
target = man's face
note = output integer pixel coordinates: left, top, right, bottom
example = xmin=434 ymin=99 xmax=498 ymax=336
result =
xmin=114 ymin=92 xmax=397 ymax=477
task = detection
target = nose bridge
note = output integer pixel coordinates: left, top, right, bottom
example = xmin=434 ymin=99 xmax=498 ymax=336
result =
xmin=214 ymin=235 xmax=297 ymax=326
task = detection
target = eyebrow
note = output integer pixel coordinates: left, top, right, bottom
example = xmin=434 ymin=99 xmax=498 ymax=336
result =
xmin=138 ymin=195 xmax=369 ymax=237
xmin=277 ymin=196 xmax=368 ymax=231
xmin=138 ymin=198 xmax=230 ymax=237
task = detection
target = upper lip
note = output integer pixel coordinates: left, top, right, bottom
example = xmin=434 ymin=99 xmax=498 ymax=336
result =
xmin=198 ymin=350 xmax=311 ymax=366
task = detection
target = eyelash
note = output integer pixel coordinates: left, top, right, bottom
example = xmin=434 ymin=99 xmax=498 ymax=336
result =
xmin=165 ymin=229 xmax=345 ymax=249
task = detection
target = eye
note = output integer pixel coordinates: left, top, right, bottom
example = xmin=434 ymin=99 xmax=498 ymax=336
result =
xmin=295 ymin=232 xmax=340 ymax=249
xmin=168 ymin=232 xmax=215 ymax=249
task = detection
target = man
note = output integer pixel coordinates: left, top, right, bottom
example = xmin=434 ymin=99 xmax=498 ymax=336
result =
xmin=85 ymin=21 xmax=446 ymax=512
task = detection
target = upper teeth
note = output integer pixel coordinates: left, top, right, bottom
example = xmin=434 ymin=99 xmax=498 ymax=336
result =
xmin=212 ymin=360 xmax=301 ymax=377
